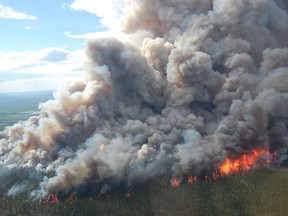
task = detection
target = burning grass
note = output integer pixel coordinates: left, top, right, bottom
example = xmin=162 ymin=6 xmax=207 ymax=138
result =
xmin=218 ymin=150 xmax=272 ymax=176
xmin=1 ymin=168 xmax=288 ymax=216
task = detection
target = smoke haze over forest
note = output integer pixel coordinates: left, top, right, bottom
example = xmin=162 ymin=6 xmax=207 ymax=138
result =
xmin=0 ymin=0 xmax=288 ymax=198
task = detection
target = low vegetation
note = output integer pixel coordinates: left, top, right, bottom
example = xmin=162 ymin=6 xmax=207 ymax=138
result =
xmin=1 ymin=169 xmax=288 ymax=216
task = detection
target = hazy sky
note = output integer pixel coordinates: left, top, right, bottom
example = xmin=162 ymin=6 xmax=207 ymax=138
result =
xmin=0 ymin=0 xmax=124 ymax=93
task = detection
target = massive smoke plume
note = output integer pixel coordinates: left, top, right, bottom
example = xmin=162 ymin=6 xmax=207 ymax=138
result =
xmin=1 ymin=0 xmax=288 ymax=197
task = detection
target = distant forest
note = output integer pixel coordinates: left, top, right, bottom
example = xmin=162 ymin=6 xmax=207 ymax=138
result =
xmin=0 ymin=91 xmax=53 ymax=130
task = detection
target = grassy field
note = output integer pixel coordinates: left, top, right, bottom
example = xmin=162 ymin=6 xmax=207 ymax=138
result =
xmin=0 ymin=169 xmax=288 ymax=216
xmin=0 ymin=91 xmax=53 ymax=130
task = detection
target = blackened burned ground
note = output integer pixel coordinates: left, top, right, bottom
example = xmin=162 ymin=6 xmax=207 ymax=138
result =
xmin=1 ymin=169 xmax=288 ymax=216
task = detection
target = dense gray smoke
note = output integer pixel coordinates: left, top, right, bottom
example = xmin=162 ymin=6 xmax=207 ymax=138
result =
xmin=1 ymin=0 xmax=288 ymax=197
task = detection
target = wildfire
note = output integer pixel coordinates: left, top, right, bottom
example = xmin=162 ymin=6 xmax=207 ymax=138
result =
xmin=42 ymin=193 xmax=60 ymax=205
xmin=126 ymin=192 xmax=132 ymax=197
xmin=42 ymin=193 xmax=77 ymax=205
xmin=187 ymin=176 xmax=193 ymax=184
xmin=171 ymin=149 xmax=275 ymax=188
xmin=172 ymin=177 xmax=180 ymax=188
xmin=187 ymin=176 xmax=198 ymax=184
xmin=66 ymin=194 xmax=77 ymax=204
xmin=218 ymin=149 xmax=271 ymax=176
xmin=212 ymin=171 xmax=221 ymax=181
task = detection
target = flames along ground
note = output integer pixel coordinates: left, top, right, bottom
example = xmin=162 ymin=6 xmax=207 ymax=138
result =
xmin=171 ymin=149 xmax=278 ymax=189
xmin=43 ymin=149 xmax=277 ymax=203
xmin=0 ymin=0 xmax=288 ymax=203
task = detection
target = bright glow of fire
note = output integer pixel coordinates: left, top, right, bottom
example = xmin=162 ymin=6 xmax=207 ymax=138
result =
xmin=187 ymin=176 xmax=198 ymax=184
xmin=42 ymin=151 xmax=276 ymax=194
xmin=172 ymin=177 xmax=180 ymax=188
xmin=218 ymin=149 xmax=271 ymax=176
xmin=172 ymin=149 xmax=276 ymax=188
xmin=42 ymin=193 xmax=77 ymax=205
xmin=42 ymin=193 xmax=60 ymax=205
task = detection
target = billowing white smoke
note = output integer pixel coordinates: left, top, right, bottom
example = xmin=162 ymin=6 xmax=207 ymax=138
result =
xmin=1 ymin=0 xmax=288 ymax=197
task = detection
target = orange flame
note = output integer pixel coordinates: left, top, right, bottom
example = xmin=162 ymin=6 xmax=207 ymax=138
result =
xmin=66 ymin=194 xmax=77 ymax=204
xmin=218 ymin=149 xmax=270 ymax=176
xmin=42 ymin=193 xmax=78 ymax=204
xmin=42 ymin=193 xmax=60 ymax=205
xmin=172 ymin=149 xmax=273 ymax=189
xmin=187 ymin=176 xmax=198 ymax=184
xmin=172 ymin=177 xmax=180 ymax=188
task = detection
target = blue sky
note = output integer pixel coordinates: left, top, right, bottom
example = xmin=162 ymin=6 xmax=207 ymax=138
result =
xmin=0 ymin=0 xmax=124 ymax=93
xmin=0 ymin=0 xmax=106 ymax=51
